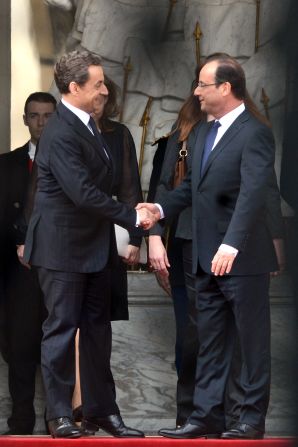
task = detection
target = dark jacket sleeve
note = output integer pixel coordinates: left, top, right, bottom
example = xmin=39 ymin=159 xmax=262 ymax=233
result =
xmin=12 ymin=151 xmax=39 ymax=245
xmin=265 ymin=168 xmax=284 ymax=239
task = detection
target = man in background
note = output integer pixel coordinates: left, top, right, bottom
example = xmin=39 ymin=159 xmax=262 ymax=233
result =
xmin=0 ymin=92 xmax=56 ymax=434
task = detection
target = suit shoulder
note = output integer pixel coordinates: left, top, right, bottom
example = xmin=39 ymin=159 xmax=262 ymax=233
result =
xmin=242 ymin=113 xmax=275 ymax=152
xmin=245 ymin=111 xmax=272 ymax=132
xmin=0 ymin=144 xmax=29 ymax=161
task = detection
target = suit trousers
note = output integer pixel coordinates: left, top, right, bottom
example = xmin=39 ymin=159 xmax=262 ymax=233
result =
xmin=37 ymin=267 xmax=119 ymax=421
xmin=189 ymin=269 xmax=271 ymax=432
xmin=176 ymin=241 xmax=244 ymax=427
xmin=4 ymin=263 xmax=45 ymax=431
xmin=175 ymin=240 xmax=199 ymax=425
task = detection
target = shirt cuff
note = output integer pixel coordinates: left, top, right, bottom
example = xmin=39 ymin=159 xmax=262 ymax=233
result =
xmin=136 ymin=210 xmax=140 ymax=227
xmin=219 ymin=244 xmax=238 ymax=256
xmin=155 ymin=203 xmax=165 ymax=219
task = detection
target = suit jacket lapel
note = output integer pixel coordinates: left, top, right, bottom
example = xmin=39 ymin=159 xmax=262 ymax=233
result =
xmin=199 ymin=110 xmax=249 ymax=183
xmin=58 ymin=102 xmax=112 ymax=168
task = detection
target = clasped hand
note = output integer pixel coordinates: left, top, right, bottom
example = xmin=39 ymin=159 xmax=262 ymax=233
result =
xmin=136 ymin=203 xmax=161 ymax=230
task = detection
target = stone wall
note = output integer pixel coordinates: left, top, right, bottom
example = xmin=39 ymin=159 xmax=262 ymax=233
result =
xmin=47 ymin=0 xmax=291 ymax=200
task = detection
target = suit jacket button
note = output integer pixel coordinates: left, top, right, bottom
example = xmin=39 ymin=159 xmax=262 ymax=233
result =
xmin=13 ymin=201 xmax=20 ymax=208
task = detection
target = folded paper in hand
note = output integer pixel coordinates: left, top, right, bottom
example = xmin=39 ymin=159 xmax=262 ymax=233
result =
xmin=114 ymin=224 xmax=147 ymax=264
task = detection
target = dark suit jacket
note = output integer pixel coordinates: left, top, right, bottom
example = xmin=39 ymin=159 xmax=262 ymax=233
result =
xmin=152 ymin=126 xmax=283 ymax=241
xmin=159 ymin=110 xmax=278 ymax=276
xmin=24 ymin=102 xmax=137 ymax=273
xmin=0 ymin=144 xmax=30 ymax=272
xmin=0 ymin=144 xmax=45 ymax=362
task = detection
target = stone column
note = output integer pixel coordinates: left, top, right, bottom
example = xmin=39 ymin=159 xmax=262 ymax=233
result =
xmin=0 ymin=0 xmax=11 ymax=154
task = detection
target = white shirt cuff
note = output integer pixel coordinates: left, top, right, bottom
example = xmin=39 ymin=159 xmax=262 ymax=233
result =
xmin=155 ymin=203 xmax=165 ymax=219
xmin=219 ymin=244 xmax=238 ymax=256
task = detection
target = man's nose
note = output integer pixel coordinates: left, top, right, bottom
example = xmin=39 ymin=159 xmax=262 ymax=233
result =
xmin=38 ymin=115 xmax=46 ymax=127
xmin=101 ymin=83 xmax=109 ymax=95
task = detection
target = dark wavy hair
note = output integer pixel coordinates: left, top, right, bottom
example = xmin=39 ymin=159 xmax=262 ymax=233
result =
xmin=98 ymin=76 xmax=121 ymax=132
xmin=54 ymin=50 xmax=102 ymax=94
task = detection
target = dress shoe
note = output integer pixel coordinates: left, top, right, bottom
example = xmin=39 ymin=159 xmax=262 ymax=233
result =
xmin=221 ymin=423 xmax=264 ymax=439
xmin=158 ymin=422 xmax=220 ymax=439
xmin=82 ymin=414 xmax=144 ymax=437
xmin=72 ymin=405 xmax=83 ymax=422
xmin=47 ymin=417 xmax=83 ymax=438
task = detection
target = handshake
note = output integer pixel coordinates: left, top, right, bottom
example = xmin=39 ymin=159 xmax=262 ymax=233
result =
xmin=135 ymin=203 xmax=161 ymax=230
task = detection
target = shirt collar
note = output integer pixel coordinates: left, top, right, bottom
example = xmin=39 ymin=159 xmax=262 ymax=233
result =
xmin=217 ymin=102 xmax=245 ymax=129
xmin=61 ymin=98 xmax=90 ymax=127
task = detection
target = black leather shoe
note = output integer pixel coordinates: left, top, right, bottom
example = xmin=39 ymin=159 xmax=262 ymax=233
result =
xmin=221 ymin=423 xmax=264 ymax=439
xmin=158 ymin=423 xmax=220 ymax=439
xmin=82 ymin=414 xmax=144 ymax=437
xmin=48 ymin=417 xmax=83 ymax=438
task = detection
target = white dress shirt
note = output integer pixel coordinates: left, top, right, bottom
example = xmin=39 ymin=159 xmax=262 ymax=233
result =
xmin=28 ymin=141 xmax=36 ymax=160
xmin=61 ymin=98 xmax=91 ymax=128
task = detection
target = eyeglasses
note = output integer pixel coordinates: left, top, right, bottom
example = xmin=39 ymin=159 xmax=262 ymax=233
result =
xmin=197 ymin=81 xmax=219 ymax=88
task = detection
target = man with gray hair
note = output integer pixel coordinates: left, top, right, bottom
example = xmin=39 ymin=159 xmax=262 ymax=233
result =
xmin=24 ymin=50 xmax=149 ymax=439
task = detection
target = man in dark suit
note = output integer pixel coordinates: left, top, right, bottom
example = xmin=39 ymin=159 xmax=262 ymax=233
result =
xmin=0 ymin=92 xmax=56 ymax=434
xmin=23 ymin=50 xmax=150 ymax=439
xmin=137 ymin=54 xmax=277 ymax=439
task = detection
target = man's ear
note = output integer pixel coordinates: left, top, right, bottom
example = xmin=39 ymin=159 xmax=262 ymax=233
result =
xmin=69 ymin=81 xmax=79 ymax=96
xmin=221 ymin=81 xmax=232 ymax=97
xmin=23 ymin=114 xmax=28 ymax=127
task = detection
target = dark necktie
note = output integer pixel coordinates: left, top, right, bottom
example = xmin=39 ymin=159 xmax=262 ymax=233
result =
xmin=200 ymin=120 xmax=221 ymax=175
xmin=88 ymin=117 xmax=109 ymax=158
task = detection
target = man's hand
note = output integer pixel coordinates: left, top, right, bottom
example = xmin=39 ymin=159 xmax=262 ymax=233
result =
xmin=271 ymin=238 xmax=286 ymax=277
xmin=149 ymin=235 xmax=170 ymax=276
xmin=154 ymin=271 xmax=171 ymax=296
xmin=122 ymin=245 xmax=140 ymax=265
xmin=211 ymin=249 xmax=236 ymax=276
xmin=136 ymin=203 xmax=161 ymax=230
xmin=16 ymin=245 xmax=31 ymax=269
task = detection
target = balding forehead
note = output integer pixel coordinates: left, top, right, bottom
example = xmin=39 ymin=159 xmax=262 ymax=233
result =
xmin=199 ymin=60 xmax=218 ymax=79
